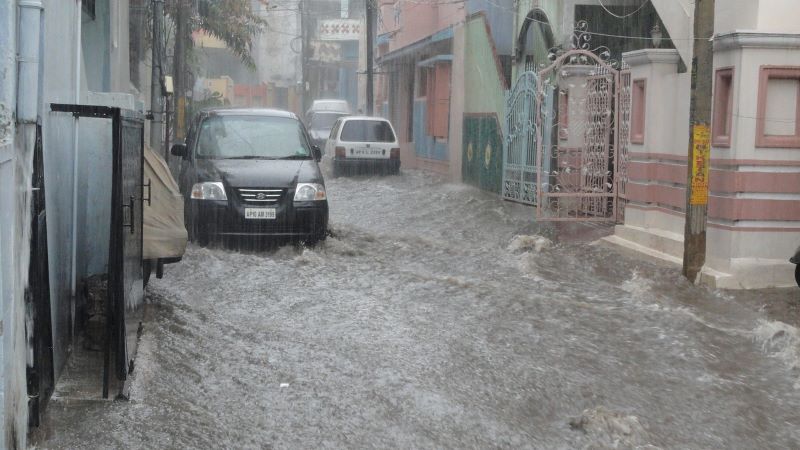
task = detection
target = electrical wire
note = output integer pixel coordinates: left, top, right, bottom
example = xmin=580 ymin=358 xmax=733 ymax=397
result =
xmin=597 ymin=0 xmax=650 ymax=19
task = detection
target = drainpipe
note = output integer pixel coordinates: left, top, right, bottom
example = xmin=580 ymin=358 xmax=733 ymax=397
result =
xmin=16 ymin=0 xmax=42 ymax=124
xmin=70 ymin=1 xmax=82 ymax=310
xmin=16 ymin=0 xmax=43 ymax=446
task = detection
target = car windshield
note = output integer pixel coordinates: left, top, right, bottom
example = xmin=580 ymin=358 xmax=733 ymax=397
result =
xmin=196 ymin=115 xmax=311 ymax=159
xmin=309 ymin=112 xmax=346 ymax=130
xmin=340 ymin=120 xmax=395 ymax=142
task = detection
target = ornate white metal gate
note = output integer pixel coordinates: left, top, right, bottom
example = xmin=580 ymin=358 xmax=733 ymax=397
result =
xmin=502 ymin=71 xmax=539 ymax=204
xmin=502 ymin=21 xmax=631 ymax=222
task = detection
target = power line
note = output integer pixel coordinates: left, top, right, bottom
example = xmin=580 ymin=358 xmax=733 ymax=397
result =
xmin=597 ymin=0 xmax=650 ymax=19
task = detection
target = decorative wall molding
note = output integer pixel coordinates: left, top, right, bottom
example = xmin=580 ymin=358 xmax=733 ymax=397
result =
xmin=622 ymin=49 xmax=681 ymax=67
xmin=713 ymin=31 xmax=800 ymax=53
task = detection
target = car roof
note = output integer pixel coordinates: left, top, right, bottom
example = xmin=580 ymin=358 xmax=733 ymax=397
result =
xmin=308 ymin=99 xmax=350 ymax=113
xmin=201 ymin=107 xmax=299 ymax=120
xmin=341 ymin=116 xmax=392 ymax=122
xmin=312 ymin=99 xmax=348 ymax=106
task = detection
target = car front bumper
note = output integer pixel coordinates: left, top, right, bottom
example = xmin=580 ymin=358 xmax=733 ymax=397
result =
xmin=188 ymin=199 xmax=329 ymax=241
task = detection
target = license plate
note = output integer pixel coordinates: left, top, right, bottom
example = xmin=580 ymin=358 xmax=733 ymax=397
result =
xmin=352 ymin=147 xmax=386 ymax=158
xmin=244 ymin=208 xmax=276 ymax=220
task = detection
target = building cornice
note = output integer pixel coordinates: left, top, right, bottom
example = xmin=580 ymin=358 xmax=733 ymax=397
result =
xmin=714 ymin=31 xmax=800 ymax=52
xmin=622 ymin=49 xmax=681 ymax=67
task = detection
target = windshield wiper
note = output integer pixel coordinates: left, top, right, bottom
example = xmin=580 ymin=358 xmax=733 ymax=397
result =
xmin=277 ymin=155 xmax=312 ymax=160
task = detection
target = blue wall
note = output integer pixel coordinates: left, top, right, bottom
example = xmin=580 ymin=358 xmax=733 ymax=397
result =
xmin=413 ymin=99 xmax=448 ymax=161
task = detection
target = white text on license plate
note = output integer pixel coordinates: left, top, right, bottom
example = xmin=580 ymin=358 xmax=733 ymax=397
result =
xmin=245 ymin=208 xmax=276 ymax=220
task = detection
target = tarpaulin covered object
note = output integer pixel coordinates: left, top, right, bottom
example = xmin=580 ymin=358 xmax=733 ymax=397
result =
xmin=143 ymin=145 xmax=187 ymax=259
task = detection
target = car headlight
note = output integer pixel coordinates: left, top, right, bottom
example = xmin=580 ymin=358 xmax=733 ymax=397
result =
xmin=293 ymin=183 xmax=327 ymax=201
xmin=191 ymin=182 xmax=227 ymax=201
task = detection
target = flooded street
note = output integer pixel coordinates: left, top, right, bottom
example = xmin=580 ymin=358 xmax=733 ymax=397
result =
xmin=39 ymin=170 xmax=800 ymax=449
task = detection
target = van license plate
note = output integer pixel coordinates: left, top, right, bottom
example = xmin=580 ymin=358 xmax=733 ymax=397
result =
xmin=353 ymin=147 xmax=385 ymax=157
xmin=245 ymin=208 xmax=276 ymax=220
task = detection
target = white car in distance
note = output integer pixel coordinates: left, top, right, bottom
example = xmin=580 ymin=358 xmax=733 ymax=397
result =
xmin=325 ymin=116 xmax=401 ymax=177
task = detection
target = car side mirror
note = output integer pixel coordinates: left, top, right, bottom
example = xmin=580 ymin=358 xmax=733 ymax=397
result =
xmin=311 ymin=145 xmax=322 ymax=162
xmin=171 ymin=143 xmax=188 ymax=159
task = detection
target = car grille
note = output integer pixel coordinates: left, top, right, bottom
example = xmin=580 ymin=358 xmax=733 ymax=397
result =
xmin=237 ymin=188 xmax=286 ymax=204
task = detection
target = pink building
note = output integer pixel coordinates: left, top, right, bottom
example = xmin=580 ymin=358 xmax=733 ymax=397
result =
xmin=607 ymin=0 xmax=800 ymax=289
xmin=376 ymin=1 xmax=466 ymax=175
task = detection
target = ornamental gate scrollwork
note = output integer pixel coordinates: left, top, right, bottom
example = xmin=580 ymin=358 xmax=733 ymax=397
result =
xmin=502 ymin=20 xmax=632 ymax=222
xmin=502 ymin=71 xmax=539 ymax=204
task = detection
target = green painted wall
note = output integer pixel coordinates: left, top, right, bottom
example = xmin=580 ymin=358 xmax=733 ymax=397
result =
xmin=461 ymin=16 xmax=507 ymax=193
xmin=462 ymin=115 xmax=503 ymax=193
xmin=464 ymin=17 xmax=506 ymax=117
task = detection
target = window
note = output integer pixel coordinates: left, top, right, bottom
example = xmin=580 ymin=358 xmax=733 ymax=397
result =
xmin=712 ymin=68 xmax=734 ymax=147
xmin=196 ymin=116 xmax=311 ymax=159
xmin=426 ymin=63 xmax=451 ymax=139
xmin=756 ymin=66 xmax=800 ymax=148
xmin=416 ymin=68 xmax=428 ymax=98
xmin=631 ymin=79 xmax=646 ymax=144
xmin=341 ymin=120 xmax=396 ymax=143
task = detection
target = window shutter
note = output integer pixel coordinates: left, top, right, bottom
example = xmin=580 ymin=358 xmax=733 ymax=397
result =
xmin=432 ymin=63 xmax=451 ymax=138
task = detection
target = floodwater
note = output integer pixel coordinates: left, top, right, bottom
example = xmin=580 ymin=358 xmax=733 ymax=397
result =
xmin=38 ymin=170 xmax=800 ymax=449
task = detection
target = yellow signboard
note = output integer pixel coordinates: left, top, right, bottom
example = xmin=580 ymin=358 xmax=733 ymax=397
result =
xmin=690 ymin=125 xmax=710 ymax=205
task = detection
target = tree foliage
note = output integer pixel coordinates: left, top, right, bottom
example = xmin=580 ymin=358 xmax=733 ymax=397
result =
xmin=166 ymin=0 xmax=269 ymax=68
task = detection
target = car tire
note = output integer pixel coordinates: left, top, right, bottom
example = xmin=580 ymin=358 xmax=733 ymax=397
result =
xmin=795 ymin=264 xmax=800 ymax=288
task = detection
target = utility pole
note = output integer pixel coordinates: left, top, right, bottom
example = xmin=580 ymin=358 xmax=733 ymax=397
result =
xmin=300 ymin=0 xmax=310 ymax=114
xmin=174 ymin=0 xmax=187 ymax=140
xmin=150 ymin=0 xmax=165 ymax=151
xmin=365 ymin=0 xmax=374 ymax=115
xmin=682 ymin=0 xmax=715 ymax=282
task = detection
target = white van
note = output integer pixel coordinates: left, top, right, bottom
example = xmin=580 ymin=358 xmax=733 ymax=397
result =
xmin=306 ymin=99 xmax=351 ymax=147
xmin=325 ymin=116 xmax=400 ymax=177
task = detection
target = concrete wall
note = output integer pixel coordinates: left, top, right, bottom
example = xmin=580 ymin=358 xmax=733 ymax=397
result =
xmin=0 ymin=0 xmax=25 ymax=446
xmin=610 ymin=0 xmax=800 ymax=289
xmin=449 ymin=24 xmax=466 ymax=182
xmin=702 ymin=31 xmax=800 ymax=288
xmin=714 ymin=0 xmax=758 ymax=33
xmin=609 ymin=49 xmax=691 ymax=267
xmin=756 ymin=0 xmax=800 ymax=33
xmin=41 ymin=0 xmax=82 ymax=380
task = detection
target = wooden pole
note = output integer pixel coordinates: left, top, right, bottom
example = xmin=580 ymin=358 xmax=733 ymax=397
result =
xmin=682 ymin=0 xmax=715 ymax=282
xmin=174 ymin=0 xmax=186 ymax=140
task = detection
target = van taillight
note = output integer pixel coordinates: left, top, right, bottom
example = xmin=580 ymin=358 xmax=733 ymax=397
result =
xmin=390 ymin=148 xmax=400 ymax=159
xmin=335 ymin=146 xmax=346 ymax=157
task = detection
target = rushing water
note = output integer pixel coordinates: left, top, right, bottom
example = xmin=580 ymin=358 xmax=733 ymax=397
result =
xmin=37 ymin=170 xmax=800 ymax=449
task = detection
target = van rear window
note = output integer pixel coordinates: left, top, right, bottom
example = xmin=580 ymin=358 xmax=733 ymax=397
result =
xmin=340 ymin=120 xmax=395 ymax=142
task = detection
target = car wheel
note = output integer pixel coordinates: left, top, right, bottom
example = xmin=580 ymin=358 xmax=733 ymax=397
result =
xmin=304 ymin=229 xmax=328 ymax=247
xmin=795 ymin=264 xmax=800 ymax=288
